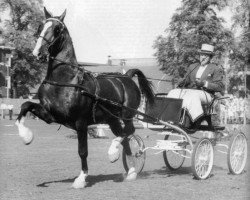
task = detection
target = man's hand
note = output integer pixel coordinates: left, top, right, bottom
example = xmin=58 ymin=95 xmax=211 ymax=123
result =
xmin=176 ymin=78 xmax=185 ymax=88
xmin=195 ymin=79 xmax=205 ymax=88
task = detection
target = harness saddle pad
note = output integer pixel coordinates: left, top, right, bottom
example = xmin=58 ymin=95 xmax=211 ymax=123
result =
xmin=144 ymin=97 xmax=183 ymax=124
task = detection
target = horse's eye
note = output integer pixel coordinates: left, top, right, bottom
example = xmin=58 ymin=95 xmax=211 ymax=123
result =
xmin=54 ymin=27 xmax=61 ymax=35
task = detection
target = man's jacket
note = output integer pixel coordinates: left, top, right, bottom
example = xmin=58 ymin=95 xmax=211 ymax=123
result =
xmin=178 ymin=63 xmax=225 ymax=94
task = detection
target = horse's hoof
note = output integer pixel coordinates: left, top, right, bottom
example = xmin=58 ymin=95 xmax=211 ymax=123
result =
xmin=15 ymin=121 xmax=34 ymax=145
xmin=125 ymin=167 xmax=137 ymax=181
xmin=72 ymin=171 xmax=88 ymax=189
xmin=108 ymin=150 xmax=120 ymax=163
xmin=72 ymin=179 xmax=87 ymax=189
xmin=22 ymin=130 xmax=34 ymax=145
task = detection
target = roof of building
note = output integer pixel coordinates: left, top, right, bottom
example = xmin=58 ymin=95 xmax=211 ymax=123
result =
xmin=29 ymin=58 xmax=173 ymax=95
xmin=84 ymin=58 xmax=173 ymax=94
xmin=78 ymin=61 xmax=107 ymax=67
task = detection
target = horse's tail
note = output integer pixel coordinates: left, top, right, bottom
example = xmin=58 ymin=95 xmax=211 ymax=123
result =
xmin=126 ymin=68 xmax=155 ymax=105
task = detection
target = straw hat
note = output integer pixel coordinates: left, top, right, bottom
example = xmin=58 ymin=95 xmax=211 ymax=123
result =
xmin=198 ymin=44 xmax=215 ymax=55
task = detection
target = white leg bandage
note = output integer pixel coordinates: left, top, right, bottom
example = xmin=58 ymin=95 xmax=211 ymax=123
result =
xmin=126 ymin=167 xmax=137 ymax=181
xmin=15 ymin=117 xmax=34 ymax=145
xmin=108 ymin=137 xmax=123 ymax=163
xmin=72 ymin=170 xmax=87 ymax=189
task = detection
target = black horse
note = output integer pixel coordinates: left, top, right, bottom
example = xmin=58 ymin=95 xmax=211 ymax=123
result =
xmin=15 ymin=8 xmax=154 ymax=188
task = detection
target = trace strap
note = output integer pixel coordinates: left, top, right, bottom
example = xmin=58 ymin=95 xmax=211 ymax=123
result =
xmin=42 ymin=79 xmax=157 ymax=122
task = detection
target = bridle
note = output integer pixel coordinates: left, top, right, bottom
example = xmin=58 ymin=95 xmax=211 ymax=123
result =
xmin=38 ymin=17 xmax=65 ymax=48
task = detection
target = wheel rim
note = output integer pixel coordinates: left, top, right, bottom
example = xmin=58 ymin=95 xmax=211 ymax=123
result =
xmin=229 ymin=133 xmax=247 ymax=174
xmin=125 ymin=135 xmax=145 ymax=173
xmin=163 ymin=134 xmax=187 ymax=170
xmin=194 ymin=139 xmax=213 ymax=179
xmin=164 ymin=150 xmax=186 ymax=170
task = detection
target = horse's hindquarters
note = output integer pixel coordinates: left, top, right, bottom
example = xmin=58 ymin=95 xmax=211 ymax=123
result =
xmin=97 ymin=77 xmax=141 ymax=110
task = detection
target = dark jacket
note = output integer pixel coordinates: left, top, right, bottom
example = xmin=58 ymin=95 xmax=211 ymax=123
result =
xmin=178 ymin=63 xmax=225 ymax=94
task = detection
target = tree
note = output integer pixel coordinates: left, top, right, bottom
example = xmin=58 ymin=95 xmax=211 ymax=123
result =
xmin=227 ymin=0 xmax=249 ymax=95
xmin=153 ymin=0 xmax=233 ymax=80
xmin=0 ymin=0 xmax=46 ymax=98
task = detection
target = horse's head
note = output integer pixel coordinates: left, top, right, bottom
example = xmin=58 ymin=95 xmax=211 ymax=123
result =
xmin=33 ymin=7 xmax=66 ymax=59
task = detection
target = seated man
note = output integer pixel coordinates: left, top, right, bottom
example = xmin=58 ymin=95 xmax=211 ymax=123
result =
xmin=167 ymin=44 xmax=225 ymax=128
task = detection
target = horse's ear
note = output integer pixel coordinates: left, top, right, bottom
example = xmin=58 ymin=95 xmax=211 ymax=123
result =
xmin=44 ymin=7 xmax=52 ymax=19
xmin=59 ymin=9 xmax=66 ymax=22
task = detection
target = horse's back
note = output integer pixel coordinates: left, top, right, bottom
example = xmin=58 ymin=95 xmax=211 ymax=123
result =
xmin=97 ymin=74 xmax=141 ymax=109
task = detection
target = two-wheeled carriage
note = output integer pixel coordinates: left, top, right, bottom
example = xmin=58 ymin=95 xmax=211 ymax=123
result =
xmin=122 ymin=93 xmax=248 ymax=180
xmin=19 ymin=8 xmax=247 ymax=188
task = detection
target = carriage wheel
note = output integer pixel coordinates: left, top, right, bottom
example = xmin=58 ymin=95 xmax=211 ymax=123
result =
xmin=163 ymin=134 xmax=186 ymax=171
xmin=122 ymin=134 xmax=146 ymax=174
xmin=227 ymin=132 xmax=247 ymax=175
xmin=191 ymin=137 xmax=214 ymax=180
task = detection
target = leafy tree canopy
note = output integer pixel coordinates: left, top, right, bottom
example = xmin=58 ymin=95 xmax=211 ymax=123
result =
xmin=227 ymin=0 xmax=249 ymax=94
xmin=153 ymin=0 xmax=233 ymax=79
xmin=0 ymin=0 xmax=46 ymax=97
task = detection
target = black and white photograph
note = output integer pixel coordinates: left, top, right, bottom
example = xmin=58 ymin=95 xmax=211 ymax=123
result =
xmin=0 ymin=0 xmax=249 ymax=199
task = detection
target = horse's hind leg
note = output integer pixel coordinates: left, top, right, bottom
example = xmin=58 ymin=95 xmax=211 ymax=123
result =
xmin=107 ymin=118 xmax=137 ymax=181
xmin=106 ymin=118 xmax=124 ymax=163
xmin=122 ymin=120 xmax=137 ymax=181
xmin=16 ymin=101 xmax=55 ymax=144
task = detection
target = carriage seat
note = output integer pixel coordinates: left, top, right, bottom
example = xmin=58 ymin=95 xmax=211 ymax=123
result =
xmin=197 ymin=95 xmax=229 ymax=131
xmin=143 ymin=93 xmax=228 ymax=132
xmin=201 ymin=94 xmax=229 ymax=116
xmin=143 ymin=94 xmax=183 ymax=125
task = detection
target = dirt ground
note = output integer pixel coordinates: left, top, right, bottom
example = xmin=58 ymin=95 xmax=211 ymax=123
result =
xmin=0 ymin=119 xmax=249 ymax=200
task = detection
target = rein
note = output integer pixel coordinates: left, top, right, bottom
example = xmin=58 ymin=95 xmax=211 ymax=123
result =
xmin=38 ymin=18 xmax=154 ymax=122
xmin=42 ymin=79 xmax=128 ymax=110
xmin=48 ymin=56 xmax=133 ymax=79
xmin=42 ymin=79 xmax=156 ymax=122
xmin=49 ymin=56 xmax=83 ymax=70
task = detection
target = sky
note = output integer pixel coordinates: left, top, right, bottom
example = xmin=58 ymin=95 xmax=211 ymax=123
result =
xmin=43 ymin=0 xmax=182 ymax=63
xmin=43 ymin=0 xmax=231 ymax=64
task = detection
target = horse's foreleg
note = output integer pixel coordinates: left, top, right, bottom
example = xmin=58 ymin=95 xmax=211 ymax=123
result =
xmin=17 ymin=101 xmax=54 ymax=123
xmin=72 ymin=123 xmax=88 ymax=189
xmin=15 ymin=101 xmax=55 ymax=145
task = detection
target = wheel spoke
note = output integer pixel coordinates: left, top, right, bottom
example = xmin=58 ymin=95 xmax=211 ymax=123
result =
xmin=163 ymin=134 xmax=186 ymax=171
xmin=192 ymin=138 xmax=213 ymax=179
xmin=228 ymin=133 xmax=247 ymax=174
xmin=232 ymin=141 xmax=245 ymax=172
xmin=122 ymin=135 xmax=146 ymax=174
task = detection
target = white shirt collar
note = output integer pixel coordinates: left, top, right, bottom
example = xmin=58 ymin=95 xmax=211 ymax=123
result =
xmin=196 ymin=64 xmax=208 ymax=79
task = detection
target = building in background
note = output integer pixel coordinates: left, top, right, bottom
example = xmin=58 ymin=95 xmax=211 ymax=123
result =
xmin=80 ymin=57 xmax=173 ymax=94
xmin=28 ymin=57 xmax=173 ymax=98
